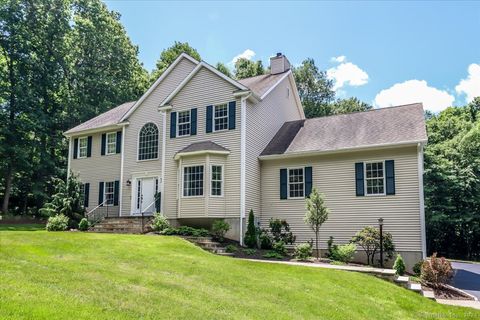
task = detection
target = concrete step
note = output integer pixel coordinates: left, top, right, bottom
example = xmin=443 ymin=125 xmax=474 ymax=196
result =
xmin=422 ymin=290 xmax=435 ymax=300
xmin=409 ymin=283 xmax=422 ymax=292
xmin=394 ymin=276 xmax=409 ymax=283
xmin=217 ymin=252 xmax=234 ymax=257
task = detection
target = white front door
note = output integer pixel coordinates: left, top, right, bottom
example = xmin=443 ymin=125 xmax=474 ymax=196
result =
xmin=134 ymin=177 xmax=158 ymax=214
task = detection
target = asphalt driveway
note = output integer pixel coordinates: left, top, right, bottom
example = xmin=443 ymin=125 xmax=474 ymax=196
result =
xmin=451 ymin=261 xmax=480 ymax=299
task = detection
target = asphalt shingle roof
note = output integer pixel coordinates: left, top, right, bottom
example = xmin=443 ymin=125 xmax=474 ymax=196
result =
xmin=261 ymin=103 xmax=427 ymax=156
xmin=177 ymin=141 xmax=229 ymax=154
xmin=238 ymin=71 xmax=289 ymax=97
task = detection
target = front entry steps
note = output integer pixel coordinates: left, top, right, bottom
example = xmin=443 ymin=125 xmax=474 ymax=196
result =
xmin=90 ymin=216 xmax=153 ymax=234
xmin=182 ymin=236 xmax=233 ymax=256
xmin=394 ymin=275 xmax=434 ymax=300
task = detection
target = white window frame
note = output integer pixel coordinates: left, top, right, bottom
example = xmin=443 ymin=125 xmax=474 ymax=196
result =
xmin=104 ymin=181 xmax=115 ymax=207
xmin=213 ymin=103 xmax=229 ymax=132
xmin=79 ymin=183 xmax=86 ymax=206
xmin=137 ymin=123 xmax=159 ymax=162
xmin=364 ymin=160 xmax=386 ymax=196
xmin=105 ymin=132 xmax=117 ymax=155
xmin=287 ymin=167 xmax=305 ymax=199
xmin=177 ymin=110 xmax=191 ymax=137
xmin=77 ymin=136 xmax=88 ymax=159
xmin=210 ymin=164 xmax=224 ymax=197
xmin=182 ymin=165 xmax=205 ymax=198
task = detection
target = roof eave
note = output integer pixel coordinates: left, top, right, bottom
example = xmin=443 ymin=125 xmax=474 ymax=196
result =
xmin=174 ymin=150 xmax=230 ymax=160
xmin=63 ymin=121 xmax=129 ymax=137
xmin=259 ymin=140 xmax=428 ymax=160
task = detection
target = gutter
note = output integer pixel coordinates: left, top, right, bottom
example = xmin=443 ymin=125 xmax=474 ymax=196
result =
xmin=63 ymin=122 xmax=129 ymax=137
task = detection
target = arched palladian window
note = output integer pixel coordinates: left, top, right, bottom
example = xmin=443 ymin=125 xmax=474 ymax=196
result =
xmin=138 ymin=123 xmax=159 ymax=160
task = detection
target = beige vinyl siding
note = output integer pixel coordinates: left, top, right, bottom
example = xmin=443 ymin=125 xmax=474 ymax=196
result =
xmin=164 ymin=67 xmax=241 ymax=219
xmin=70 ymin=132 xmax=121 ymax=215
xmin=245 ymin=75 xmax=302 ymax=217
xmin=260 ymin=146 xmax=422 ymax=252
xmin=121 ymin=58 xmax=196 ymax=215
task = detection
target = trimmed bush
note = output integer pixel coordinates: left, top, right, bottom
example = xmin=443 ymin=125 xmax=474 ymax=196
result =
xmin=150 ymin=213 xmax=170 ymax=232
xmin=259 ymin=229 xmax=273 ymax=249
xmin=272 ymin=240 xmax=288 ymax=256
xmin=211 ymin=219 xmax=230 ymax=242
xmin=160 ymin=226 xmax=209 ymax=237
xmin=421 ymin=253 xmax=453 ymax=285
xmin=294 ymin=243 xmax=313 ymax=261
xmin=225 ymin=244 xmax=237 ymax=253
xmin=242 ymin=248 xmax=257 ymax=256
xmin=393 ymin=254 xmax=406 ymax=275
xmin=413 ymin=260 xmax=423 ymax=276
xmin=244 ymin=209 xmax=258 ymax=248
xmin=331 ymin=243 xmax=356 ymax=263
xmin=263 ymin=251 xmax=284 ymax=259
xmin=78 ymin=218 xmax=90 ymax=231
xmin=46 ymin=214 xmax=69 ymax=231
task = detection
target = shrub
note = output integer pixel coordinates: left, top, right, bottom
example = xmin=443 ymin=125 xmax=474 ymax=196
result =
xmin=244 ymin=209 xmax=258 ymax=248
xmin=211 ymin=219 xmax=230 ymax=242
xmin=272 ymin=240 xmax=288 ymax=256
xmin=259 ymin=229 xmax=273 ymax=249
xmin=242 ymin=248 xmax=257 ymax=256
xmin=225 ymin=244 xmax=237 ymax=253
xmin=331 ymin=243 xmax=356 ymax=263
xmin=160 ymin=226 xmax=209 ymax=237
xmin=351 ymin=226 xmax=395 ymax=266
xmin=263 ymin=251 xmax=284 ymax=259
xmin=421 ymin=253 xmax=453 ymax=286
xmin=294 ymin=243 xmax=313 ymax=260
xmin=413 ymin=260 xmax=423 ymax=276
xmin=326 ymin=236 xmax=335 ymax=258
xmin=78 ymin=218 xmax=90 ymax=231
xmin=269 ymin=218 xmax=296 ymax=244
xmin=150 ymin=213 xmax=170 ymax=232
xmin=46 ymin=214 xmax=69 ymax=231
xmin=393 ymin=254 xmax=406 ymax=275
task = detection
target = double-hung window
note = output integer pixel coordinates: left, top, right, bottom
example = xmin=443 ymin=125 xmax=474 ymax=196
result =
xmin=365 ymin=161 xmax=385 ymax=195
xmin=78 ymin=137 xmax=88 ymax=158
xmin=210 ymin=165 xmax=223 ymax=196
xmin=214 ymin=104 xmax=228 ymax=131
xmin=106 ymin=132 xmax=117 ymax=155
xmin=183 ymin=165 xmax=204 ymax=197
xmin=177 ymin=110 xmax=191 ymax=136
xmin=288 ymin=168 xmax=304 ymax=198
xmin=79 ymin=183 xmax=85 ymax=205
xmin=104 ymin=181 xmax=115 ymax=206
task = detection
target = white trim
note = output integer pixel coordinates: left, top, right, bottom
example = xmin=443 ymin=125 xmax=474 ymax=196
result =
xmin=178 ymin=157 xmax=182 ymax=217
xmin=288 ymin=72 xmax=306 ymax=119
xmin=130 ymin=175 xmax=161 ymax=215
xmin=119 ymin=125 xmax=126 ymax=216
xmin=177 ymin=109 xmax=192 ymax=137
xmin=205 ymin=155 xmax=210 ymax=216
xmin=103 ymin=181 xmax=115 ymax=207
xmin=137 ymin=122 xmax=160 ymax=161
xmin=259 ymin=141 xmax=427 ymax=161
xmin=160 ymin=110 xmax=167 ymax=214
xmin=105 ymin=131 xmax=117 ymax=155
xmin=181 ymin=164 xmax=205 ymax=198
xmin=364 ymin=160 xmax=386 ymax=196
xmin=260 ymin=70 xmax=291 ymax=100
xmin=286 ymin=167 xmax=305 ymax=199
xmin=67 ymin=137 xmax=72 ymax=178
xmin=120 ymin=53 xmax=199 ymax=122
xmin=160 ymin=61 xmax=248 ymax=107
xmin=77 ymin=136 xmax=88 ymax=159
xmin=174 ymin=149 xmax=230 ymax=161
xmin=210 ymin=164 xmax=224 ymax=197
xmin=240 ymin=95 xmax=247 ymax=245
xmin=418 ymin=143 xmax=427 ymax=259
xmin=158 ymin=105 xmax=172 ymax=112
xmin=64 ymin=122 xmax=129 ymax=137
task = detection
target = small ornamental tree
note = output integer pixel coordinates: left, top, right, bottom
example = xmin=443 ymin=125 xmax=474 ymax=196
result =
xmin=351 ymin=226 xmax=395 ymax=266
xmin=421 ymin=253 xmax=453 ymax=286
xmin=304 ymin=188 xmax=329 ymax=259
xmin=244 ymin=209 xmax=257 ymax=248
xmin=393 ymin=254 xmax=406 ymax=275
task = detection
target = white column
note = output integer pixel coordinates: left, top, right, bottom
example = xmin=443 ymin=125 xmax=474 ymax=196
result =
xmin=239 ymin=96 xmax=247 ymax=245
xmin=418 ymin=143 xmax=427 ymax=259
xmin=161 ymin=111 xmax=167 ymax=214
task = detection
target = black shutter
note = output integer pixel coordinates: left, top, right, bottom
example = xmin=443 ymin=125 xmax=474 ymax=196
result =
xmin=98 ymin=182 xmax=104 ymax=206
xmin=355 ymin=162 xmax=365 ymax=196
xmin=385 ymin=160 xmax=395 ymax=195
xmin=155 ymin=192 xmax=161 ymax=213
xmin=116 ymin=131 xmax=122 ymax=153
xmin=170 ymin=112 xmax=177 ymax=138
xmin=191 ymin=108 xmax=197 ymax=135
xmin=305 ymin=167 xmax=313 ymax=198
xmin=101 ymin=133 xmax=106 ymax=156
xmin=114 ymin=180 xmax=120 ymax=206
xmin=206 ymin=105 xmax=213 ymax=133
xmin=228 ymin=101 xmax=236 ymax=130
xmin=280 ymin=169 xmax=288 ymax=199
xmin=87 ymin=136 xmax=92 ymax=157
xmin=73 ymin=138 xmax=78 ymax=159
xmin=84 ymin=183 xmax=90 ymax=208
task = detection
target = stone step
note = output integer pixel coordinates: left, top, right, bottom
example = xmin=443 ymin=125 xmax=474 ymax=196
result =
xmin=217 ymin=252 xmax=234 ymax=257
xmin=409 ymin=283 xmax=422 ymax=292
xmin=422 ymin=290 xmax=435 ymax=300
xmin=394 ymin=276 xmax=409 ymax=284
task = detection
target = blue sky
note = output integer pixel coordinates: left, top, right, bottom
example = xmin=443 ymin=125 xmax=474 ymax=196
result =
xmin=104 ymin=1 xmax=480 ymax=112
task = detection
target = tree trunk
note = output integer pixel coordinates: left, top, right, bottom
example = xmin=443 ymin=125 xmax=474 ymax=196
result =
xmin=2 ymin=167 xmax=13 ymax=214
xmin=315 ymin=231 xmax=319 ymax=260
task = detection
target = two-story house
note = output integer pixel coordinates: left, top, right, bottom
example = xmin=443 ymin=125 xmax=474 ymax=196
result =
xmin=65 ymin=52 xmax=427 ymax=267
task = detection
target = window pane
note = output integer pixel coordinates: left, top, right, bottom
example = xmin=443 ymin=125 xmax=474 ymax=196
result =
xmin=183 ymin=166 xmax=204 ymax=196
xmin=178 ymin=110 xmax=191 ymax=136
xmin=105 ymin=181 xmax=115 ymax=205
xmin=214 ymin=104 xmax=228 ymax=131
xmin=365 ymin=162 xmax=385 ymax=195
xmin=138 ymin=123 xmax=159 ymax=160
xmin=79 ymin=137 xmax=88 ymax=158
xmin=211 ymin=165 xmax=222 ymax=196
xmin=288 ymin=168 xmax=304 ymax=198
xmin=107 ymin=133 xmax=117 ymax=154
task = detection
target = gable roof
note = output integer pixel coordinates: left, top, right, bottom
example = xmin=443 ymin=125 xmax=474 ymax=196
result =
xmin=64 ymin=101 xmax=136 ymax=135
xmin=260 ymin=103 xmax=427 ymax=157
xmin=174 ymin=141 xmax=230 ymax=160
xmin=238 ymin=70 xmax=290 ymax=98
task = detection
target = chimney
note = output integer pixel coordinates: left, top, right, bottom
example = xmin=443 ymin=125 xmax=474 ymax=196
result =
xmin=270 ymin=52 xmax=291 ymax=75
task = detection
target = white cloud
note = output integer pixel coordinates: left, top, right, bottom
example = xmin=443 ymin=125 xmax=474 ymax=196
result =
xmin=374 ymin=80 xmax=455 ymax=112
xmin=331 ymin=55 xmax=346 ymax=63
xmin=230 ymin=49 xmax=255 ymax=65
xmin=327 ymin=62 xmax=369 ymax=90
xmin=455 ymin=63 xmax=480 ymax=103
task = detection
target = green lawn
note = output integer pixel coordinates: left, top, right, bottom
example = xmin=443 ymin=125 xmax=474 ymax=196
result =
xmin=0 ymin=231 xmax=478 ymax=320
xmin=0 ymin=224 xmax=45 ymax=231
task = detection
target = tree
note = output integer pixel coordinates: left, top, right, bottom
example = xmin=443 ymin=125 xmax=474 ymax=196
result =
xmin=330 ymin=97 xmax=372 ymax=115
xmin=304 ymin=188 xmax=329 ymax=259
xmin=244 ymin=209 xmax=257 ymax=248
xmin=215 ymin=62 xmax=232 ymax=78
xmin=234 ymin=58 xmax=265 ymax=80
xmin=150 ymin=41 xmax=201 ymax=82
xmin=351 ymin=226 xmax=395 ymax=266
xmin=293 ymin=58 xmax=335 ymax=118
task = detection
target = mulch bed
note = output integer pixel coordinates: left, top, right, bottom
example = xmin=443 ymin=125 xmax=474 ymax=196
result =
xmin=422 ymin=284 xmax=474 ymax=300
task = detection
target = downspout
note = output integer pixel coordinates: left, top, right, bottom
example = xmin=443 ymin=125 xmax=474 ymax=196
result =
xmin=239 ymin=94 xmax=249 ymax=245
xmin=67 ymin=137 xmax=72 ymax=179
xmin=418 ymin=142 xmax=427 ymax=258
xmin=161 ymin=110 xmax=167 ymax=214
xmin=119 ymin=125 xmax=126 ymax=216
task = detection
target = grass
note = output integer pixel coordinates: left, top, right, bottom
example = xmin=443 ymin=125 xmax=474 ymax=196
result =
xmin=0 ymin=231 xmax=479 ymax=320
xmin=0 ymin=224 xmax=45 ymax=231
